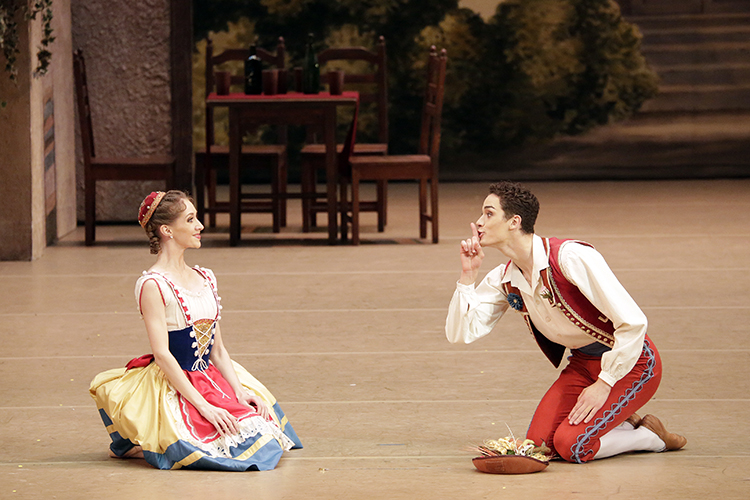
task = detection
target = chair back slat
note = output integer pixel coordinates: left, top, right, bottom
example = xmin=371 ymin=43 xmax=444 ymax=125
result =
xmin=318 ymin=46 xmax=380 ymax=65
xmin=211 ymin=45 xmax=286 ymax=68
xmin=73 ymin=49 xmax=96 ymax=162
xmin=418 ymin=47 xmax=448 ymax=171
xmin=212 ymin=48 xmax=251 ymax=64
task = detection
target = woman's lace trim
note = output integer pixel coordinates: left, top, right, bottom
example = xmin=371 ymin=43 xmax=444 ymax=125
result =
xmin=165 ymin=385 xmax=294 ymax=459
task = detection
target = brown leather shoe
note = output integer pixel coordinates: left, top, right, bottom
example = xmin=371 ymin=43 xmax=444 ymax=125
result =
xmin=640 ymin=414 xmax=687 ymax=451
xmin=625 ymin=413 xmax=642 ymax=428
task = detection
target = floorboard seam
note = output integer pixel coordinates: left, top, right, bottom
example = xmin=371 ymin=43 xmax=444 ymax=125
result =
xmin=2 ymin=305 xmax=748 ymax=317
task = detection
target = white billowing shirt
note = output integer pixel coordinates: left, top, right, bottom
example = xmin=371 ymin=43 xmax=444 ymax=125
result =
xmin=445 ymin=234 xmax=647 ymax=386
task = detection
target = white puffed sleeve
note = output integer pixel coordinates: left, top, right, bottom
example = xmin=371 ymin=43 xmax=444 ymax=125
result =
xmin=559 ymin=244 xmax=648 ymax=386
xmin=445 ymin=265 xmax=511 ymax=344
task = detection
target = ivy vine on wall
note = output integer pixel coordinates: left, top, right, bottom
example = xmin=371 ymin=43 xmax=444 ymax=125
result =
xmin=1 ymin=0 xmax=55 ymax=81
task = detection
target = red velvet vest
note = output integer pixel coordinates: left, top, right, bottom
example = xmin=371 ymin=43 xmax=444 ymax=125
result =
xmin=501 ymin=237 xmax=616 ymax=367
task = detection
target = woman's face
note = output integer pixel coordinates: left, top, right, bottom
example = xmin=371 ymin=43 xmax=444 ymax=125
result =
xmin=166 ymin=200 xmax=204 ymax=249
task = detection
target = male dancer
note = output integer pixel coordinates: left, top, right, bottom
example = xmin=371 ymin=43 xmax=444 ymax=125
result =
xmin=445 ymin=181 xmax=686 ymax=463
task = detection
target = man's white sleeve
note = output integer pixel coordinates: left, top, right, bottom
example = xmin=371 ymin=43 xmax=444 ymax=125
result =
xmin=445 ymin=265 xmax=510 ymax=344
xmin=560 ymin=244 xmax=648 ymax=386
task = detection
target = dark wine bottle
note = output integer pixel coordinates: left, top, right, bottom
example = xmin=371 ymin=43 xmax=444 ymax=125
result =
xmin=244 ymin=43 xmax=263 ymax=95
xmin=302 ymin=33 xmax=320 ymax=94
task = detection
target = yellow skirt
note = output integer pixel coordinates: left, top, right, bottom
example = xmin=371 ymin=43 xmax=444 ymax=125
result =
xmin=90 ymin=359 xmax=302 ymax=470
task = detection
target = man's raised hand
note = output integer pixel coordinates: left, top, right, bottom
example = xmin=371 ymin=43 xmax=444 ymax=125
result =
xmin=459 ymin=223 xmax=484 ymax=285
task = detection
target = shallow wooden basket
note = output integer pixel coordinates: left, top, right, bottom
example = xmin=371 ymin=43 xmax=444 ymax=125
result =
xmin=472 ymin=455 xmax=549 ymax=474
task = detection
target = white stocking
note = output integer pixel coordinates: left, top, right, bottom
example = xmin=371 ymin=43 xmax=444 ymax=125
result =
xmin=593 ymin=426 xmax=666 ymax=459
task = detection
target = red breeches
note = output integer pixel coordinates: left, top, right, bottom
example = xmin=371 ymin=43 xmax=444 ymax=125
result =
xmin=526 ymin=335 xmax=661 ymax=463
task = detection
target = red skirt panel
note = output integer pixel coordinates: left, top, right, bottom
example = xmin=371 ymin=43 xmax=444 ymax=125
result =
xmin=180 ymin=366 xmax=259 ymax=443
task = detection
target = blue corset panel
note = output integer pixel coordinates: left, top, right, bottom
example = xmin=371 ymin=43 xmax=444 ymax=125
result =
xmin=168 ymin=325 xmax=214 ymax=371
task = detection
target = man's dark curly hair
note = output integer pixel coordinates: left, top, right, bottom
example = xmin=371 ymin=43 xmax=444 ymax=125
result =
xmin=488 ymin=181 xmax=539 ymax=234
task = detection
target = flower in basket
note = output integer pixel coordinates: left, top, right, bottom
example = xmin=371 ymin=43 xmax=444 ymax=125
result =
xmin=475 ymin=437 xmax=551 ymax=463
xmin=507 ymin=293 xmax=524 ymax=311
xmin=471 ymin=425 xmax=552 ymax=474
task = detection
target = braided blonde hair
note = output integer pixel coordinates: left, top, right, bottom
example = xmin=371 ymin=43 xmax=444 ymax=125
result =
xmin=142 ymin=190 xmax=194 ymax=254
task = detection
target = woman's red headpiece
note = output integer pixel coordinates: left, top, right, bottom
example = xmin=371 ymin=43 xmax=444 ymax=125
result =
xmin=138 ymin=191 xmax=166 ymax=228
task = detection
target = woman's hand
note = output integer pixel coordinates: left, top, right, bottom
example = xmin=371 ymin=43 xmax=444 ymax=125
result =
xmin=568 ymin=378 xmax=612 ymax=425
xmin=238 ymin=390 xmax=271 ymax=420
xmin=459 ymin=223 xmax=484 ymax=285
xmin=198 ymin=403 xmax=241 ymax=436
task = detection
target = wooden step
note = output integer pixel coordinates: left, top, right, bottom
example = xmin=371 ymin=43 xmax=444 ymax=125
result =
xmin=654 ymin=63 xmax=750 ymax=85
xmin=642 ymin=84 xmax=750 ymax=112
xmin=642 ymin=42 xmax=750 ymax=65
xmin=628 ymin=12 xmax=750 ymax=30
xmin=626 ymin=1 xmax=750 ymax=16
xmin=641 ymin=24 xmax=750 ymax=44
xmin=630 ymin=0 xmax=704 ymax=16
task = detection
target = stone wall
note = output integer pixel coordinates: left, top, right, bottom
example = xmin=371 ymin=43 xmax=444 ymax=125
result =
xmin=71 ymin=0 xmax=173 ymax=221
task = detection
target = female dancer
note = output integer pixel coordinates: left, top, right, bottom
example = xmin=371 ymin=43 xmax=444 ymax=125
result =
xmin=90 ymin=191 xmax=301 ymax=470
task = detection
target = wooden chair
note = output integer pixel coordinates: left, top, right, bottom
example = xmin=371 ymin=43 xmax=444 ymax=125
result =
xmin=196 ymin=37 xmax=288 ymax=232
xmin=346 ymin=46 xmax=447 ymax=245
xmin=73 ymin=49 xmax=176 ymax=246
xmin=300 ymin=36 xmax=388 ymax=233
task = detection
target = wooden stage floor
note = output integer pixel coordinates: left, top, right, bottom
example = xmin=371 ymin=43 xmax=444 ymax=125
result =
xmin=1 ymin=180 xmax=748 ymax=499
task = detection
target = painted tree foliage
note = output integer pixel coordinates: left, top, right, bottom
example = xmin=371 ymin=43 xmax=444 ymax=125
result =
xmin=193 ymin=0 xmax=658 ymax=162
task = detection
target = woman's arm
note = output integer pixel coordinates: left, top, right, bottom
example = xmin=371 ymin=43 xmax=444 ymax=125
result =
xmin=210 ymin=323 xmax=271 ymax=420
xmin=140 ymin=279 xmax=242 ymax=435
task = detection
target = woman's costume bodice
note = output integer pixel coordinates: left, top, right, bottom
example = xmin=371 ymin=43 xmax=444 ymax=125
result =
xmin=135 ymin=266 xmax=222 ymax=371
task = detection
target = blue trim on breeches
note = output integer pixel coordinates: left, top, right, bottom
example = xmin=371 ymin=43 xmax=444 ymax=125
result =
xmin=569 ymin=339 xmax=656 ymax=464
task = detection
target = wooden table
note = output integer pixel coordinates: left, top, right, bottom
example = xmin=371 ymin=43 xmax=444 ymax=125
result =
xmin=205 ymin=91 xmax=359 ymax=245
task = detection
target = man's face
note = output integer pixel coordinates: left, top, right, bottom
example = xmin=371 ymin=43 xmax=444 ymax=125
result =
xmin=475 ymin=194 xmax=513 ymax=247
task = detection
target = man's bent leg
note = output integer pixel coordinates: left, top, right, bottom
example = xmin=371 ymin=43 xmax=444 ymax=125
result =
xmin=553 ymin=337 xmax=662 ymax=463
xmin=526 ymin=353 xmax=598 ymax=457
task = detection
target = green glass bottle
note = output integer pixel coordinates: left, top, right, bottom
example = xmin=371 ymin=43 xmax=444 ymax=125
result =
xmin=302 ymin=33 xmax=320 ymax=94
